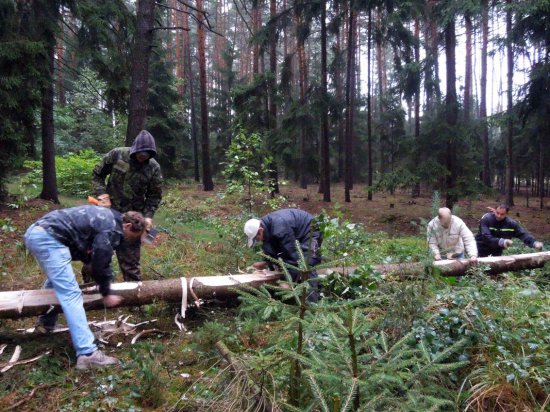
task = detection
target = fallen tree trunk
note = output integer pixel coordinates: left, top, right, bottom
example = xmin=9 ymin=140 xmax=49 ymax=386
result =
xmin=0 ymin=252 xmax=548 ymax=320
xmin=0 ymin=272 xmax=282 ymax=320
xmin=371 ymin=251 xmax=550 ymax=278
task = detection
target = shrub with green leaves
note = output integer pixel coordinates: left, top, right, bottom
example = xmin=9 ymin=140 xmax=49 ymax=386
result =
xmin=21 ymin=149 xmax=100 ymax=197
xmin=221 ymin=127 xmax=273 ymax=212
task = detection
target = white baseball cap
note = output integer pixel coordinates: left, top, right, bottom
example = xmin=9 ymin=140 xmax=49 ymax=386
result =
xmin=244 ymin=218 xmax=261 ymax=247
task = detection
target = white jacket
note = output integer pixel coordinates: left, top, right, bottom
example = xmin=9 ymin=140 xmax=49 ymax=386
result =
xmin=427 ymin=215 xmax=478 ymax=258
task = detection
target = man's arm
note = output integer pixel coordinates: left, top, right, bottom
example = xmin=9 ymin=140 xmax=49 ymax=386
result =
xmin=459 ymin=220 xmax=478 ymax=258
xmin=92 ymin=150 xmax=117 ymax=196
xmin=142 ymin=167 xmax=163 ymax=218
xmin=427 ymin=220 xmax=441 ymax=259
xmin=90 ymin=232 xmax=115 ymax=296
xmin=510 ymin=220 xmax=537 ymax=248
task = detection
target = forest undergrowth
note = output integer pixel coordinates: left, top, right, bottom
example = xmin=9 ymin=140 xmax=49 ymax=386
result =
xmin=0 ymin=183 xmax=548 ymax=411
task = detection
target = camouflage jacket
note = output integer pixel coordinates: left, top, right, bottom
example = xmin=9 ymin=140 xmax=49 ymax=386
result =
xmin=92 ymin=147 xmax=163 ymax=218
xmin=36 ymin=205 xmax=124 ymax=296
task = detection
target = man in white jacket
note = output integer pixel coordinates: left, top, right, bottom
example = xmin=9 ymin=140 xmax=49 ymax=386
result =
xmin=427 ymin=207 xmax=478 ymax=262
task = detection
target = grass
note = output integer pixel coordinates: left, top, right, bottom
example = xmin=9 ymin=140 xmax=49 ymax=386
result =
xmin=0 ymin=181 xmax=549 ymax=411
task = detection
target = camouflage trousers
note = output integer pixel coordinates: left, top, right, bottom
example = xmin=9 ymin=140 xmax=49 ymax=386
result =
xmin=81 ymin=238 xmax=142 ymax=283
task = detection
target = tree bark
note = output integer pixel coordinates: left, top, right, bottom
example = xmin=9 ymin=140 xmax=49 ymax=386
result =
xmin=505 ymin=0 xmax=514 ymax=206
xmin=344 ymin=7 xmax=357 ymax=203
xmin=480 ymin=0 xmax=491 ymax=186
xmin=3 ymin=252 xmax=550 ymax=320
xmin=319 ymin=1 xmax=330 ymax=202
xmin=39 ymin=9 xmax=59 ymax=203
xmin=444 ymin=20 xmax=458 ymax=209
xmin=464 ymin=12 xmax=472 ymax=122
xmin=268 ymin=0 xmax=280 ymax=194
xmin=367 ymin=8 xmax=373 ymax=201
xmin=183 ymin=5 xmax=200 ymax=182
xmin=125 ymin=0 xmax=156 ymax=145
xmin=412 ymin=16 xmax=421 ymax=198
xmin=539 ymin=139 xmax=544 ymax=209
xmin=197 ymin=0 xmax=214 ymax=191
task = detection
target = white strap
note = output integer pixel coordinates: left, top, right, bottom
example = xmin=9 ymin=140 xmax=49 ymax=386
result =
xmin=174 ymin=277 xmax=187 ymax=331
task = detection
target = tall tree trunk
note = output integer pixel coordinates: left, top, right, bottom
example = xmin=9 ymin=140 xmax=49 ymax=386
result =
xmin=464 ymin=13 xmax=472 ymax=122
xmin=480 ymin=0 xmax=491 ymax=186
xmin=539 ymin=140 xmax=544 ymax=209
xmin=268 ymin=0 xmax=279 ymax=194
xmin=424 ymin=0 xmax=440 ymax=110
xmin=505 ymin=0 xmax=514 ymax=206
xmin=319 ymin=1 xmax=330 ymax=202
xmin=197 ymin=0 xmax=214 ymax=191
xmin=296 ymin=6 xmax=308 ymax=189
xmin=344 ymin=7 xmax=357 ymax=203
xmin=40 ymin=24 xmax=58 ymax=203
xmin=412 ymin=16 xmax=421 ymax=198
xmin=334 ymin=1 xmax=344 ymax=182
xmin=376 ymin=9 xmax=387 ymax=174
xmin=183 ymin=5 xmax=199 ymax=182
xmin=444 ymin=20 xmax=458 ymax=209
xmin=173 ymin=0 xmax=185 ymax=96
xmin=56 ymin=6 xmax=66 ymax=107
xmin=126 ymin=0 xmax=155 ymax=145
xmin=367 ymin=8 xmax=373 ymax=201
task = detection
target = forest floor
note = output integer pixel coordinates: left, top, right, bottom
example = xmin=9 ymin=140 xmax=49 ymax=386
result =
xmin=0 ymin=182 xmax=549 ymax=410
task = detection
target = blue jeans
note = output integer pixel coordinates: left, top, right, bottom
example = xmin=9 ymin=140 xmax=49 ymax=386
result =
xmin=24 ymin=224 xmax=97 ymax=356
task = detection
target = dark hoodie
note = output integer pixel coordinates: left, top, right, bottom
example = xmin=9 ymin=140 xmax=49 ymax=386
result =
xmin=92 ymin=130 xmax=163 ymax=217
xmin=130 ymin=130 xmax=157 ymax=159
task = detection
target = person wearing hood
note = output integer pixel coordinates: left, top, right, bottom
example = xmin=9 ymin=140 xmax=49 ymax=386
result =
xmin=92 ymin=130 xmax=163 ymax=281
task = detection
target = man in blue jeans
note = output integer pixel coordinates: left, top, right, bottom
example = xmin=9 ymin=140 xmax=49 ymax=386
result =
xmin=24 ymin=205 xmax=146 ymax=370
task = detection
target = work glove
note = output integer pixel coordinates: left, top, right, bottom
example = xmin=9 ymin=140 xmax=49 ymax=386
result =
xmin=144 ymin=217 xmax=153 ymax=231
xmin=533 ymin=241 xmax=543 ymax=251
xmin=499 ymin=239 xmax=513 ymax=249
xmin=97 ymin=194 xmax=111 ymax=208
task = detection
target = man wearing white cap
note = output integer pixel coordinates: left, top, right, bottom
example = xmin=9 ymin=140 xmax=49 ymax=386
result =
xmin=427 ymin=207 xmax=478 ymax=262
xmin=244 ymin=208 xmax=322 ymax=301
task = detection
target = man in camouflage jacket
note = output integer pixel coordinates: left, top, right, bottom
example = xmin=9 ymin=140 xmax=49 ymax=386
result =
xmin=91 ymin=130 xmax=163 ymax=281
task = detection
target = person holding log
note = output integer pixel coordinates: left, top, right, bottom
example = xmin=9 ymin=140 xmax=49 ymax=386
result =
xmin=91 ymin=130 xmax=163 ymax=282
xmin=244 ymin=208 xmax=322 ymax=302
xmin=24 ymin=205 xmax=146 ymax=370
xmin=475 ymin=204 xmax=543 ymax=257
xmin=427 ymin=207 xmax=478 ymax=262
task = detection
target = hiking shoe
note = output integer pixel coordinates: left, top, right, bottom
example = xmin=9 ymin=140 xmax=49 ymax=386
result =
xmin=76 ymin=350 xmax=120 ymax=370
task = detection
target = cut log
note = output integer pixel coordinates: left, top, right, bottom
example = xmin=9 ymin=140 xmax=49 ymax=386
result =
xmin=371 ymin=251 xmax=550 ymax=278
xmin=0 ymin=252 xmax=548 ymax=320
xmin=0 ymin=272 xmax=282 ymax=320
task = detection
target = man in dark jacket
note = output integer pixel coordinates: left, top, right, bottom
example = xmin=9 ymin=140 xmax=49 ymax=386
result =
xmin=24 ymin=205 xmax=146 ymax=370
xmin=244 ymin=208 xmax=322 ymax=301
xmin=91 ymin=130 xmax=163 ymax=281
xmin=475 ymin=204 xmax=543 ymax=257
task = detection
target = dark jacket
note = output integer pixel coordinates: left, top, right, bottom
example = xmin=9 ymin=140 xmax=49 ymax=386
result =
xmin=260 ymin=208 xmax=321 ymax=268
xmin=92 ymin=130 xmax=163 ymax=218
xmin=475 ymin=212 xmax=536 ymax=257
xmin=36 ymin=206 xmax=124 ymax=296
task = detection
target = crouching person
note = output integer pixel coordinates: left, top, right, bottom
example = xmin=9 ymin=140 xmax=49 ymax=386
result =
xmin=427 ymin=207 xmax=478 ymax=262
xmin=244 ymin=208 xmax=322 ymax=302
xmin=24 ymin=205 xmax=146 ymax=370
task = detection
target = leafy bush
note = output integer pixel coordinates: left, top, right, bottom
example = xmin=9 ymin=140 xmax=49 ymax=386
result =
xmin=21 ymin=149 xmax=100 ymax=197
